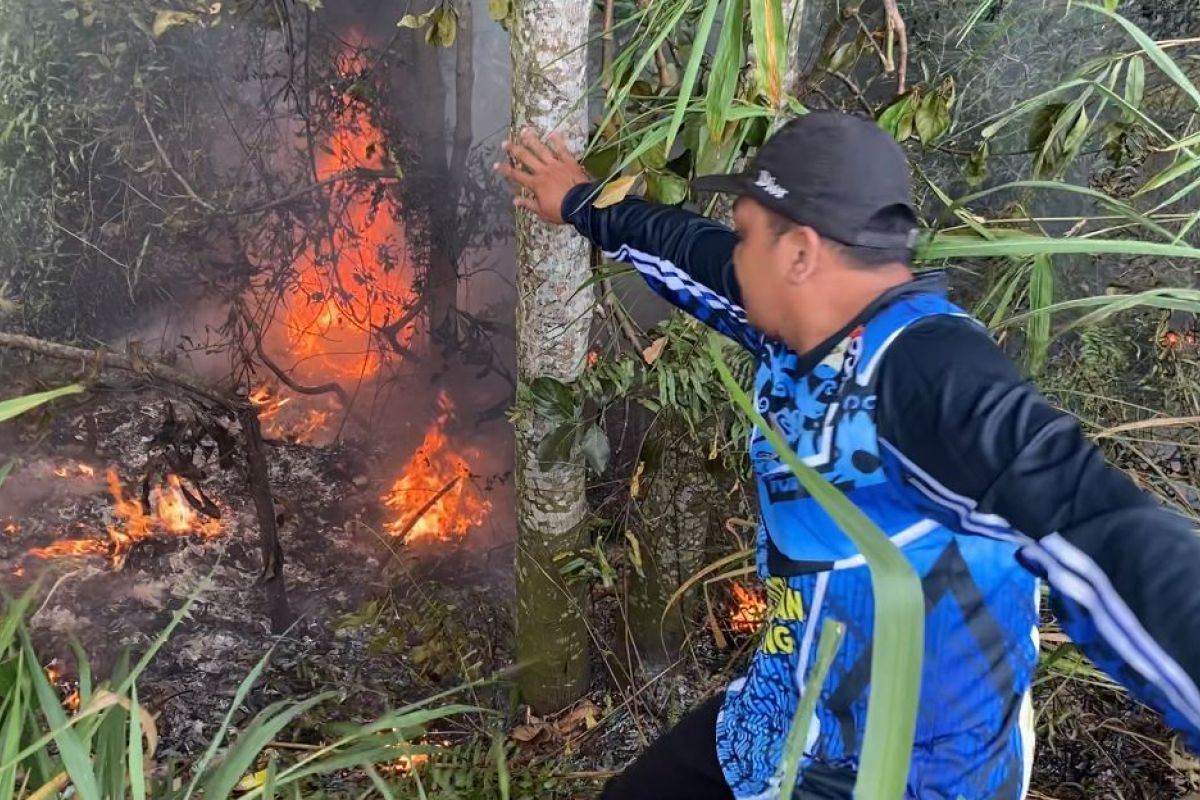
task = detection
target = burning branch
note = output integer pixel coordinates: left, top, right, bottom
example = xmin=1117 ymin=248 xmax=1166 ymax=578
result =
xmin=390 ymin=477 xmax=460 ymax=543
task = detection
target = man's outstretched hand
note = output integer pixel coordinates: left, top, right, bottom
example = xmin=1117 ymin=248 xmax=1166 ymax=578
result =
xmin=494 ymin=128 xmax=591 ymax=225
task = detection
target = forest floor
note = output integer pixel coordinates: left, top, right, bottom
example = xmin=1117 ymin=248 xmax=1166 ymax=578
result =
xmin=3 ymin=388 xmax=1200 ymax=798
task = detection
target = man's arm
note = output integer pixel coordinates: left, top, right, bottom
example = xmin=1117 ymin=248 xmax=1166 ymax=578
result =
xmin=877 ymin=316 xmax=1200 ymax=748
xmin=496 ymin=130 xmax=759 ymax=351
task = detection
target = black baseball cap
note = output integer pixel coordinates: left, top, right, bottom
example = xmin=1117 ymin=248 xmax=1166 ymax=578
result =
xmin=692 ymin=111 xmax=918 ymax=251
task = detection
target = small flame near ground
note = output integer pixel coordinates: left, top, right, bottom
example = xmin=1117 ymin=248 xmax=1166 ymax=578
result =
xmin=729 ymin=581 xmax=768 ymax=634
xmin=27 ymin=468 xmax=222 ymax=566
xmin=382 ymin=393 xmax=491 ymax=544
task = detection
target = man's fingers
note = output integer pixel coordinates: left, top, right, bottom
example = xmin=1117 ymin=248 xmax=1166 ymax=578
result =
xmin=494 ymin=161 xmax=536 ymax=190
xmin=546 ymin=132 xmax=575 ymax=163
xmin=513 ymin=196 xmax=539 ymax=213
xmin=504 ymin=137 xmax=546 ymax=171
xmin=522 ymin=128 xmax=559 ymax=165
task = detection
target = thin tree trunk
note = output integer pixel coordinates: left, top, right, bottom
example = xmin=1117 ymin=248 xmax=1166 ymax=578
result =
xmin=510 ymin=0 xmax=594 ymax=713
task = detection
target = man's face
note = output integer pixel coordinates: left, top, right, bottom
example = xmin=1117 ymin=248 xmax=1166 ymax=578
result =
xmin=732 ymin=197 xmax=795 ymax=337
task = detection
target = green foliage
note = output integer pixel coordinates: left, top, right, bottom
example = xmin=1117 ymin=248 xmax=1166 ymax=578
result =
xmin=0 ymin=0 xmax=218 ymax=338
xmin=0 ymin=588 xmax=481 ymax=799
xmin=0 ymin=384 xmax=84 ymax=423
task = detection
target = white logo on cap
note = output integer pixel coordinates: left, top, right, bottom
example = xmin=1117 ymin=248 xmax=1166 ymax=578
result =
xmin=755 ymin=170 xmax=789 ymax=200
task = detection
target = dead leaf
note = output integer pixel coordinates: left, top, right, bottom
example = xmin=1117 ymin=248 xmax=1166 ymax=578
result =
xmin=151 ymin=10 xmax=198 ymax=38
xmin=629 ymin=460 xmax=645 ymax=499
xmin=556 ymin=699 xmax=601 ymax=735
xmin=593 ymin=174 xmax=641 ymax=209
xmin=510 ymin=723 xmax=550 ymax=743
xmin=641 ymin=335 xmax=668 ymax=365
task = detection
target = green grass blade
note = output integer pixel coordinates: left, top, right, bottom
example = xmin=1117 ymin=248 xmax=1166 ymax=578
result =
xmin=181 ymin=641 xmax=281 ymax=799
xmin=0 ymin=385 xmax=85 ymax=423
xmin=365 ymin=765 xmax=397 ymax=800
xmin=779 ymin=620 xmax=845 ymax=796
xmin=129 ymin=683 xmax=146 ymax=800
xmin=664 ymin=0 xmax=722 ymax=155
xmin=950 ymin=180 xmax=1176 ymax=241
xmin=1081 ymin=3 xmax=1200 ymax=109
xmin=19 ymin=628 xmax=101 ymax=800
xmin=1027 ymin=254 xmax=1054 ymax=373
xmin=998 ymin=287 xmax=1200 ymax=329
xmin=706 ymin=332 xmax=923 ymax=799
xmin=706 ymin=0 xmax=745 ymax=142
xmin=201 ymin=693 xmax=335 ymax=800
xmin=69 ymin=639 xmax=93 ymax=708
xmin=748 ymin=0 xmax=786 ymax=107
xmin=494 ymin=734 xmax=511 ymax=800
xmin=0 ymin=462 xmax=12 ymax=490
xmin=0 ymin=653 xmax=24 ymax=799
xmin=922 ymin=234 xmax=1200 ymax=261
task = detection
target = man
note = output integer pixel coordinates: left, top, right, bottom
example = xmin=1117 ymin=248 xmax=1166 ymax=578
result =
xmin=495 ymin=112 xmax=1200 ymax=799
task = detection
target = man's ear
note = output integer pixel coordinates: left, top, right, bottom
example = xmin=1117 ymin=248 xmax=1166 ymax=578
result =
xmin=781 ymin=225 xmax=822 ymax=286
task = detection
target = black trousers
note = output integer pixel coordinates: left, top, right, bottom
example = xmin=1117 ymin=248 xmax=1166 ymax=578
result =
xmin=600 ymin=694 xmax=733 ymax=800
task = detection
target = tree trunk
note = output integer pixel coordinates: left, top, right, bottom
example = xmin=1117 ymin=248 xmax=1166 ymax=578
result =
xmin=623 ymin=425 xmax=720 ymax=678
xmin=510 ymin=0 xmax=594 ymax=713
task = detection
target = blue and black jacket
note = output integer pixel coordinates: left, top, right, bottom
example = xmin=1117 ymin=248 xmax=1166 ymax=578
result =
xmin=562 ymin=183 xmax=1200 ymax=799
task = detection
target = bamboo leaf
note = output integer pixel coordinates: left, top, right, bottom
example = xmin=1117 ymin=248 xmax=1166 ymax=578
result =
xmin=922 ymin=233 xmax=1200 ymax=261
xmin=1026 ymin=254 xmax=1054 ymax=373
xmin=706 ymin=0 xmax=745 ymax=141
xmin=748 ymin=0 xmax=786 ymax=107
xmin=201 ymin=693 xmax=334 ymax=800
xmin=1124 ymin=55 xmax=1145 ymax=117
xmin=20 ymin=630 xmax=102 ymax=800
xmin=1134 ymin=156 xmax=1200 ymax=198
xmin=0 ymin=384 xmax=85 ymax=423
xmin=1082 ymin=3 xmax=1200 ymax=110
xmin=593 ymin=174 xmax=641 ymax=208
xmin=664 ymin=0 xmax=723 ymax=155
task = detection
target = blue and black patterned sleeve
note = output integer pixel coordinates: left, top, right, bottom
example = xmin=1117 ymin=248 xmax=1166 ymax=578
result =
xmin=561 ymin=182 xmax=762 ymax=352
xmin=876 ymin=316 xmax=1200 ymax=750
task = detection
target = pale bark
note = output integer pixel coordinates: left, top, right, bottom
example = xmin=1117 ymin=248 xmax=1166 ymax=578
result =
xmin=510 ymin=0 xmax=594 ymax=712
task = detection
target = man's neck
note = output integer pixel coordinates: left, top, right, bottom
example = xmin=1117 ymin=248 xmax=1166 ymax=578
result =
xmin=779 ymin=265 xmax=913 ymax=354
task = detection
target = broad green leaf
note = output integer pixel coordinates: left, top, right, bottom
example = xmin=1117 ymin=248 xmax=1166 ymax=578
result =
xmin=580 ymin=424 xmax=611 ymax=474
xmin=707 ymin=333 xmax=923 ymax=799
xmin=0 ymin=384 xmax=85 ymax=423
xmin=593 ymin=174 xmax=641 ymax=209
xmin=528 ymin=376 xmax=575 ymax=419
xmin=915 ymin=93 xmax=951 ymax=145
xmin=431 ymin=7 xmax=457 ymax=47
xmin=748 ymin=0 xmax=786 ymax=107
xmin=152 ymin=10 xmax=198 ymax=37
xmin=582 ymin=145 xmax=621 ymax=180
xmin=706 ymin=0 xmax=745 ymax=142
xmin=827 ymin=40 xmax=860 ymax=75
xmin=877 ymin=95 xmax=915 ymax=141
xmin=664 ymin=0 xmax=723 ymax=155
xmin=537 ymin=423 xmax=577 ymax=469
xmin=646 ymin=171 xmax=689 ymax=205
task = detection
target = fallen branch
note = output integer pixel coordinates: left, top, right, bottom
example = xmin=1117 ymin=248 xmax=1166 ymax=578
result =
xmin=142 ymin=112 xmax=216 ymax=212
xmin=0 ymin=333 xmax=234 ymax=408
xmin=881 ymin=0 xmax=908 ymax=94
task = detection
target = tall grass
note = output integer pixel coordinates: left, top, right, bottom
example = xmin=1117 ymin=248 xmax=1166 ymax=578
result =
xmin=0 ymin=587 xmax=480 ymax=799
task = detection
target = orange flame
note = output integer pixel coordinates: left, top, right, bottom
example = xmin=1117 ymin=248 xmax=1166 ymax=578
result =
xmin=51 ymin=462 xmax=97 ymax=479
xmin=3 ymin=522 xmax=17 ymax=535
xmin=29 ymin=539 xmax=108 ymax=559
xmin=382 ymin=394 xmax=491 ymax=544
xmin=729 ymin=582 xmax=768 ymax=634
xmin=104 ymin=468 xmax=220 ymax=567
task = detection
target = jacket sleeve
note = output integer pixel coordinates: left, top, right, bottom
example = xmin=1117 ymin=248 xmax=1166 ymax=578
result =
xmin=561 ymin=182 xmax=761 ymax=352
xmin=876 ymin=315 xmax=1200 ymax=750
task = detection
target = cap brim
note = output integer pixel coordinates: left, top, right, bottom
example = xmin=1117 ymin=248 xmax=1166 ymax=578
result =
xmin=691 ymin=172 xmax=754 ymax=195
